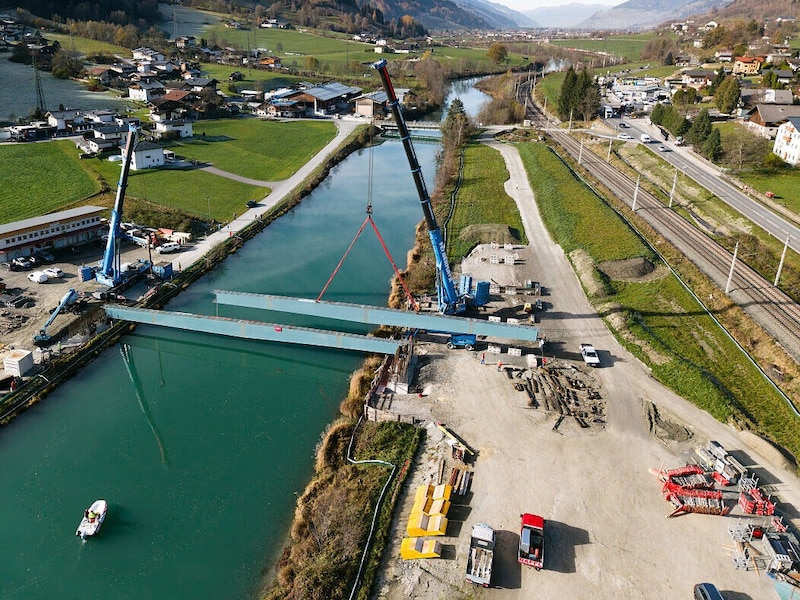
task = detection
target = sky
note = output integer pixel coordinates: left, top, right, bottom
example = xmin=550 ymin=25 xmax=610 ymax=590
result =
xmin=497 ymin=0 xmax=624 ymax=13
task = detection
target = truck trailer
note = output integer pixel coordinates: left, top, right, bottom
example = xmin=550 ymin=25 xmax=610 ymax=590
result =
xmin=466 ymin=523 xmax=495 ymax=587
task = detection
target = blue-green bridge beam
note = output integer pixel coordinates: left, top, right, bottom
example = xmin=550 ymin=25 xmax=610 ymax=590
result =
xmin=103 ymin=306 xmax=404 ymax=354
xmin=212 ymin=291 xmax=540 ymax=343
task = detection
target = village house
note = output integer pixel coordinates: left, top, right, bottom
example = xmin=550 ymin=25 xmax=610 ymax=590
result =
xmin=733 ymin=56 xmax=764 ymax=76
xmin=739 ymin=88 xmax=794 ymax=109
xmin=680 ymin=69 xmax=717 ymax=88
xmin=773 ymin=117 xmax=800 ymax=166
xmin=128 ymin=79 xmax=166 ymax=102
xmin=176 ymin=35 xmax=196 ymax=49
xmin=354 ymin=90 xmax=388 ymax=118
xmin=747 ymin=104 xmax=800 ymax=138
xmin=129 ymin=141 xmax=166 ymax=170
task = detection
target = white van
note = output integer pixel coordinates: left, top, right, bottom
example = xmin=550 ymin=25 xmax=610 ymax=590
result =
xmin=640 ymin=133 xmax=652 ymax=143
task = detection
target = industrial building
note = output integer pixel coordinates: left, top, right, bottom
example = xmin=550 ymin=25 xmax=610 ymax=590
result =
xmin=0 ymin=206 xmax=106 ymax=262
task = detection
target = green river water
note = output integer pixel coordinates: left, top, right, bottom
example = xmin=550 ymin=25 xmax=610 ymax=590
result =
xmin=0 ymin=141 xmax=436 ymax=599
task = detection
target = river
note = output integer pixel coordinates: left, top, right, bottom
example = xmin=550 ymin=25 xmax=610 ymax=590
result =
xmin=0 ymin=47 xmax=490 ymax=596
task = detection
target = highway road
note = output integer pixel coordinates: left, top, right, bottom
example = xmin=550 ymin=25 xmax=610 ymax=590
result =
xmin=604 ymin=116 xmax=800 ymax=256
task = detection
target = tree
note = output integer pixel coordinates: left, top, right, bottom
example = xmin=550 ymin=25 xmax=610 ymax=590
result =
xmin=714 ymin=76 xmax=740 ymax=114
xmin=650 ymin=103 xmax=665 ymax=125
xmin=50 ymin=49 xmax=83 ymax=79
xmin=702 ymin=127 xmax=722 ymax=161
xmin=576 ymin=67 xmax=600 ymax=122
xmin=487 ymin=43 xmax=508 ymax=65
xmin=414 ymin=52 xmax=445 ymax=105
xmin=686 ymin=108 xmax=712 ymax=146
xmin=708 ymin=67 xmax=725 ymax=94
xmin=663 ymin=51 xmax=674 ymax=66
xmin=304 ymin=55 xmax=320 ymax=72
xmin=672 ymin=87 xmax=697 ymax=115
xmin=557 ymin=66 xmax=578 ymax=121
xmin=441 ymin=98 xmax=473 ymax=148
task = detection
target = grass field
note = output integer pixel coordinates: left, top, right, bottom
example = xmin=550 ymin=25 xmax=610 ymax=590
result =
xmin=44 ymin=32 xmax=130 ymax=58
xmin=548 ymin=33 xmax=661 ymax=62
xmin=446 ymin=144 xmax=528 ymax=261
xmin=516 ymin=141 xmax=800 ymax=459
xmin=0 ymin=119 xmax=336 ymax=225
xmin=89 ymin=156 xmax=266 ymax=222
xmin=738 ymin=170 xmax=800 ymax=214
xmin=0 ymin=141 xmax=101 ymax=224
xmin=168 ymin=119 xmax=336 ymax=181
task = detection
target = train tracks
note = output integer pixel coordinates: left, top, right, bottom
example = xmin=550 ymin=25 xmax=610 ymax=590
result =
xmin=517 ymin=81 xmax=800 ymax=365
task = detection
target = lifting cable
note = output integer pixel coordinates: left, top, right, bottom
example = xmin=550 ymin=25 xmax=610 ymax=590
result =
xmin=316 ymin=122 xmax=419 ymax=311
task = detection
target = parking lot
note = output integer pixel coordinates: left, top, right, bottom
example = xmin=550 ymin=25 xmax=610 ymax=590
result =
xmin=0 ymin=240 xmax=172 ymax=355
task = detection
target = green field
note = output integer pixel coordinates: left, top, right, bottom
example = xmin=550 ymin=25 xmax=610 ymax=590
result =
xmin=45 ymin=32 xmax=130 ymax=57
xmin=548 ymin=33 xmax=661 ymax=62
xmin=738 ymin=170 xmax=800 ymax=213
xmin=517 ymin=141 xmax=800 ymax=461
xmin=446 ymin=144 xmax=527 ymax=261
xmin=0 ymin=141 xmax=100 ymax=224
xmin=0 ymin=119 xmax=336 ymax=225
xmin=168 ymin=119 xmax=336 ymax=181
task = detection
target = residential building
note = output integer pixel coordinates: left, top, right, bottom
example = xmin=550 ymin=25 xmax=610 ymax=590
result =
xmin=128 ymin=79 xmax=166 ymax=102
xmin=747 ymin=104 xmax=800 ymax=138
xmin=354 ymin=90 xmax=388 ymax=118
xmin=129 ymin=141 xmax=166 ymax=170
xmin=733 ymin=56 xmax=764 ymax=76
xmin=773 ymin=117 xmax=800 ymax=166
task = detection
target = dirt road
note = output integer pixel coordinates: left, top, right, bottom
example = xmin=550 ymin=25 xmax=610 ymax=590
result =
xmin=373 ymin=139 xmax=797 ymax=599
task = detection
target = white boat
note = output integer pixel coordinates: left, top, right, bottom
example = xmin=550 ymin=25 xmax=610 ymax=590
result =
xmin=76 ymin=499 xmax=107 ymax=539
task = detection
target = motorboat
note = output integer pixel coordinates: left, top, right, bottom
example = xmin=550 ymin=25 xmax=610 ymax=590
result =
xmin=76 ymin=499 xmax=107 ymax=539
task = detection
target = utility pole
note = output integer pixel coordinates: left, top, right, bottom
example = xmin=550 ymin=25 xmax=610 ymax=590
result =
xmin=725 ymin=241 xmax=739 ymax=294
xmin=775 ymin=236 xmax=790 ymax=286
xmin=32 ymin=49 xmax=46 ymax=117
xmin=606 ymin=137 xmax=612 ymax=162
xmin=632 ymin=175 xmax=640 ymax=211
xmin=669 ymin=170 xmax=677 ymax=208
xmin=578 ymin=138 xmax=583 ymax=165
xmin=568 ymin=109 xmax=573 ymax=132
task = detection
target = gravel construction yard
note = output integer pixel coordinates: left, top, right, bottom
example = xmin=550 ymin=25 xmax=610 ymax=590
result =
xmin=371 ymin=140 xmax=799 ymax=599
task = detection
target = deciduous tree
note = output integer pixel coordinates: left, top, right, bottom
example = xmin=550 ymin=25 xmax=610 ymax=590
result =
xmin=487 ymin=43 xmax=508 ymax=65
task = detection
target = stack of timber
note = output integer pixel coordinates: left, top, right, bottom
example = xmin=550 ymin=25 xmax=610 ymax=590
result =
xmin=448 ymin=466 xmax=473 ymax=496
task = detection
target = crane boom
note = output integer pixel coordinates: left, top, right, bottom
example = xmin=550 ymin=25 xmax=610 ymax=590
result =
xmin=97 ymin=123 xmax=138 ymax=286
xmin=371 ymin=59 xmax=463 ymax=314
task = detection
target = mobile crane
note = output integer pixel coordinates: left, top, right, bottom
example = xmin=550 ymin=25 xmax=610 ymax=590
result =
xmin=371 ymin=59 xmax=468 ymax=315
xmin=96 ymin=124 xmax=150 ymax=286
xmin=33 ymin=288 xmax=82 ymax=346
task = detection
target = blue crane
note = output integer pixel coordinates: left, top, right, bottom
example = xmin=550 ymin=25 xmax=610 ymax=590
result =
xmin=371 ymin=59 xmax=466 ymax=315
xmin=96 ymin=123 xmax=139 ymax=287
xmin=34 ymin=288 xmax=80 ymax=346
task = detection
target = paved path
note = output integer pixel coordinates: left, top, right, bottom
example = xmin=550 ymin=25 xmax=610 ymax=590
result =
xmin=174 ymin=119 xmax=360 ymax=270
xmin=198 ymin=165 xmax=272 ymax=187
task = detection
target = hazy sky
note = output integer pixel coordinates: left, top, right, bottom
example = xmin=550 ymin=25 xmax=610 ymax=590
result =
xmin=499 ymin=0 xmax=623 ymax=13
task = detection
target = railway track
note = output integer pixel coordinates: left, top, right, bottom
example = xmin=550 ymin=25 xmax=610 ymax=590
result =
xmin=517 ymin=81 xmax=800 ymax=364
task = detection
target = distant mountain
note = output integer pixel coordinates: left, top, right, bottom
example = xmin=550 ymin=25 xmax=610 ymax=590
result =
xmin=690 ymin=0 xmax=800 ymax=24
xmin=454 ymin=0 xmax=539 ymax=28
xmin=577 ymin=0 xmax=734 ymax=30
xmin=523 ymin=3 xmax=610 ymax=28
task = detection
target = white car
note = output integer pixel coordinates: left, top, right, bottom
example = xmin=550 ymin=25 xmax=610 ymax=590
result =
xmin=658 ymin=145 xmax=669 ymax=152
xmin=156 ymin=242 xmax=181 ymax=254
xmin=27 ymin=271 xmax=49 ymax=283
xmin=617 ymin=133 xmax=633 ymax=140
xmin=43 ymin=267 xmax=64 ymax=278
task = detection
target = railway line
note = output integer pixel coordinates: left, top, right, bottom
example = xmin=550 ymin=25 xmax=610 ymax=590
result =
xmin=517 ymin=81 xmax=800 ymax=364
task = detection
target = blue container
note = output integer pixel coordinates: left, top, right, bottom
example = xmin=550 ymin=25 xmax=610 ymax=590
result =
xmin=152 ymin=261 xmax=173 ymax=280
xmin=79 ymin=266 xmax=94 ymax=282
xmin=474 ymin=280 xmax=490 ymax=306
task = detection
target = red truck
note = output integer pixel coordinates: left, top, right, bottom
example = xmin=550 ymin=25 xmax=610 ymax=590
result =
xmin=518 ymin=513 xmax=545 ymax=570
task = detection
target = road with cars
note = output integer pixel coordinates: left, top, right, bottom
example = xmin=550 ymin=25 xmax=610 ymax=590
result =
xmin=605 ymin=115 xmax=800 ymax=256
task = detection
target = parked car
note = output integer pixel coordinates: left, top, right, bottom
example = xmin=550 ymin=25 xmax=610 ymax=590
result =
xmin=693 ymin=583 xmax=725 ymax=600
xmin=12 ymin=257 xmax=33 ymax=270
xmin=617 ymin=133 xmax=633 ymax=140
xmin=34 ymin=250 xmax=55 ymax=263
xmin=156 ymin=242 xmax=181 ymax=254
xmin=246 ymin=200 xmax=259 ymax=209
xmin=27 ymin=271 xmax=49 ymax=283
xmin=43 ymin=267 xmax=64 ymax=278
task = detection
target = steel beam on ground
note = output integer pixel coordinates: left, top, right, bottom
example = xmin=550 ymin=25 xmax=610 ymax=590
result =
xmin=104 ymin=306 xmax=403 ymax=354
xmin=212 ymin=291 xmax=540 ymax=343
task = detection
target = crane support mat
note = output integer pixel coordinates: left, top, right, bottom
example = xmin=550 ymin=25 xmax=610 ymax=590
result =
xmin=103 ymin=306 xmax=404 ymax=354
xmin=213 ymin=291 xmax=541 ymax=343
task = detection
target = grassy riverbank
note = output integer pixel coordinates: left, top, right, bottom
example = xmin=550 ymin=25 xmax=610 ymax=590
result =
xmin=517 ymin=139 xmax=800 ymax=465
